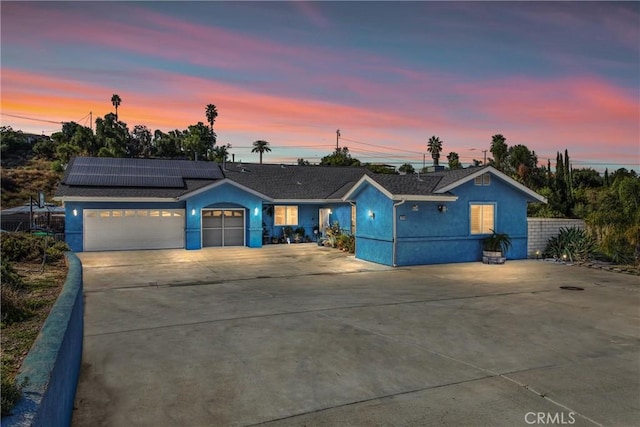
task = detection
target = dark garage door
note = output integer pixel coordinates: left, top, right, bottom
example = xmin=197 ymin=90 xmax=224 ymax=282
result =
xmin=202 ymin=209 xmax=245 ymax=247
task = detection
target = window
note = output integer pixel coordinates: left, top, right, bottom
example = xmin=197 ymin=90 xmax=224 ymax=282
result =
xmin=474 ymin=173 xmax=491 ymax=186
xmin=470 ymin=204 xmax=494 ymax=234
xmin=274 ymin=206 xmax=298 ymax=226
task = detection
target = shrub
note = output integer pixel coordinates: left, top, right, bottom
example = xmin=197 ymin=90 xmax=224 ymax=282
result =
xmin=0 ymin=232 xmax=68 ymax=263
xmin=1 ymin=259 xmax=32 ymax=324
xmin=600 ymin=234 xmax=635 ymax=265
xmin=45 ymin=240 xmax=70 ymax=261
xmin=1 ymin=375 xmax=28 ymax=416
xmin=544 ymin=227 xmax=597 ymax=262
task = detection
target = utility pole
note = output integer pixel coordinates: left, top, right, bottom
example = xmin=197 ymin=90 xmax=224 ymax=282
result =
xmin=90 ymin=111 xmax=93 ymax=132
xmin=336 ymin=129 xmax=340 ymax=150
xmin=482 ymin=150 xmax=487 ymax=165
xmin=423 ymin=153 xmax=426 ymax=169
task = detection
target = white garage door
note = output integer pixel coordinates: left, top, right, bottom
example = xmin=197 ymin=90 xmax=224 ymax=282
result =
xmin=84 ymin=209 xmax=185 ymax=251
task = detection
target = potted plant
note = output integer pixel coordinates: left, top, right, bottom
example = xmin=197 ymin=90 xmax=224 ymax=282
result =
xmin=294 ymin=227 xmax=305 ymax=243
xmin=482 ymin=230 xmax=511 ymax=264
xmin=283 ymin=226 xmax=294 ymax=244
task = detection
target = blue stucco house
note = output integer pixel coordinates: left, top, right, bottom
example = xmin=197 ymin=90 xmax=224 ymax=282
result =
xmin=55 ymin=156 xmax=545 ymax=266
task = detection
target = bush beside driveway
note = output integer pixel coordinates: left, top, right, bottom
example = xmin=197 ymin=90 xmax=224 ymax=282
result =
xmin=73 ymin=246 xmax=639 ymax=426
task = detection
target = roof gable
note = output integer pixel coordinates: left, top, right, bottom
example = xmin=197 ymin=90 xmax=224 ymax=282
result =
xmin=343 ymin=174 xmax=458 ymax=202
xmin=434 ymin=166 xmax=547 ymax=203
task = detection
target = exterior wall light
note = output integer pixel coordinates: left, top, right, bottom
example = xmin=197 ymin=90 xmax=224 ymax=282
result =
xmin=368 ymin=210 xmax=375 ymax=219
xmin=73 ymin=209 xmax=78 ymax=217
xmin=412 ymin=204 xmax=419 ymax=211
xmin=254 ymin=207 xmax=259 ymax=216
xmin=437 ymin=205 xmax=448 ymax=212
xmin=191 ymin=209 xmax=196 ymax=216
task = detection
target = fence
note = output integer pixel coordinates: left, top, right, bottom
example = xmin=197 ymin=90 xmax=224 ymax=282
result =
xmin=527 ymin=217 xmax=586 ymax=258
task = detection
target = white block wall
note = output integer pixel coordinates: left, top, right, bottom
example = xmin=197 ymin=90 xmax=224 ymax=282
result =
xmin=527 ymin=218 xmax=586 ymax=258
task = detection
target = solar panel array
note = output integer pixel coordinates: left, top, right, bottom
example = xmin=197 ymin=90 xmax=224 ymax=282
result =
xmin=65 ymin=157 xmax=223 ymax=188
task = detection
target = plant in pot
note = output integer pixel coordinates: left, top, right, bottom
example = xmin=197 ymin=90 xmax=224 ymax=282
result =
xmin=283 ymin=226 xmax=294 ymax=244
xmin=294 ymin=227 xmax=305 ymax=243
xmin=482 ymin=230 xmax=512 ymax=264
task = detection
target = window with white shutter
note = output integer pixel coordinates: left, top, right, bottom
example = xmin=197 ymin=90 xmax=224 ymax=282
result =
xmin=470 ymin=204 xmax=494 ymax=234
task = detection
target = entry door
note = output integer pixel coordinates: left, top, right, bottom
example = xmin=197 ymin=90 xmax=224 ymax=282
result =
xmin=319 ymin=208 xmax=331 ymax=236
xmin=202 ymin=209 xmax=245 ymax=247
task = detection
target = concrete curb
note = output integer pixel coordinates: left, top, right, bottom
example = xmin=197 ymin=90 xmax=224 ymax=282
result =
xmin=2 ymin=252 xmax=84 ymax=427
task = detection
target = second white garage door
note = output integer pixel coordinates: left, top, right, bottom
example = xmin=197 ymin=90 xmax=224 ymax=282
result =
xmin=84 ymin=209 xmax=185 ymax=251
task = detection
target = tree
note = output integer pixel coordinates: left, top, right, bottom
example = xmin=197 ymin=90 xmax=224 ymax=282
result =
xmin=506 ymin=144 xmax=538 ymax=185
xmin=111 ymin=94 xmax=122 ymax=121
xmin=205 ymin=104 xmax=218 ymax=132
xmin=490 ymin=134 xmax=508 ymax=171
xmin=366 ymin=164 xmax=396 ymax=174
xmin=205 ymin=104 xmax=218 ymax=152
xmin=153 ymin=129 xmax=182 ymax=158
xmin=446 ymin=152 xmax=461 ymax=169
xmin=0 ymin=126 xmax=29 ymax=157
xmin=95 ymin=113 xmax=129 ymax=157
xmin=399 ymin=163 xmax=415 ymax=174
xmin=183 ymin=122 xmax=214 ymax=160
xmin=251 ymin=140 xmax=271 ymax=164
xmin=427 ymin=136 xmax=443 ymax=167
xmin=211 ymin=143 xmax=232 ymax=163
xmin=572 ymin=168 xmax=602 ymax=189
xmin=320 ymin=147 xmax=360 ymax=166
xmin=297 ymin=158 xmax=310 ymax=166
xmin=130 ymin=125 xmax=153 ymax=158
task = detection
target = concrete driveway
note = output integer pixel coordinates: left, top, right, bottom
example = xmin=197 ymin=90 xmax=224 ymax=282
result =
xmin=72 ymin=245 xmax=639 ymax=426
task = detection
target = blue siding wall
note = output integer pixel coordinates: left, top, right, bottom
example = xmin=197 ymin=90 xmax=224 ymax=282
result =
xmin=185 ymin=183 xmax=264 ymax=249
xmin=351 ymin=173 xmax=534 ymax=266
xmin=351 ymin=184 xmax=394 ymax=266
xmin=64 ymin=201 xmax=184 ymax=252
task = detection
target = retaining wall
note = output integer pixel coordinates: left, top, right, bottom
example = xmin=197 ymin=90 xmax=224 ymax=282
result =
xmin=527 ymin=217 xmax=586 ymax=258
xmin=2 ymin=253 xmax=83 ymax=427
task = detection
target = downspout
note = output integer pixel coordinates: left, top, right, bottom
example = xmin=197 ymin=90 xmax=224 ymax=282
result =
xmin=392 ymin=199 xmax=406 ymax=267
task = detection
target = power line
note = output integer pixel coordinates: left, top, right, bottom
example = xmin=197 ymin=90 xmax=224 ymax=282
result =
xmin=1 ymin=112 xmax=63 ymax=124
xmin=340 ymin=137 xmax=424 ymax=155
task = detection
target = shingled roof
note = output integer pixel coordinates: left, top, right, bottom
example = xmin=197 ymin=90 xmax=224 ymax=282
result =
xmin=56 ymin=157 xmax=541 ymax=203
xmin=222 ymin=163 xmax=372 ymax=200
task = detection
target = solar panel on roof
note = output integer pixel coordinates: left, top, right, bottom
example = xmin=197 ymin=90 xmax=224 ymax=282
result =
xmin=65 ymin=157 xmax=223 ymax=187
xmin=66 ymin=173 xmax=185 ymax=188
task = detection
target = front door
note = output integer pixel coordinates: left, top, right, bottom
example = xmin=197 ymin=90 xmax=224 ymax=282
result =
xmin=319 ymin=208 xmax=331 ymax=237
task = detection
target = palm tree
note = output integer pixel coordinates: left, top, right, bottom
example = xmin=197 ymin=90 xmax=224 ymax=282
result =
xmin=205 ymin=104 xmax=218 ymax=133
xmin=427 ymin=136 xmax=443 ymax=167
xmin=490 ymin=134 xmax=507 ymax=170
xmin=252 ymin=140 xmax=271 ymax=164
xmin=111 ymin=94 xmax=122 ymax=121
xmin=447 ymin=152 xmax=461 ymax=169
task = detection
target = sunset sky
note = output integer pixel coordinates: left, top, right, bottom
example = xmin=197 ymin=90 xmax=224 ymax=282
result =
xmin=1 ymin=1 xmax=638 ymax=172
